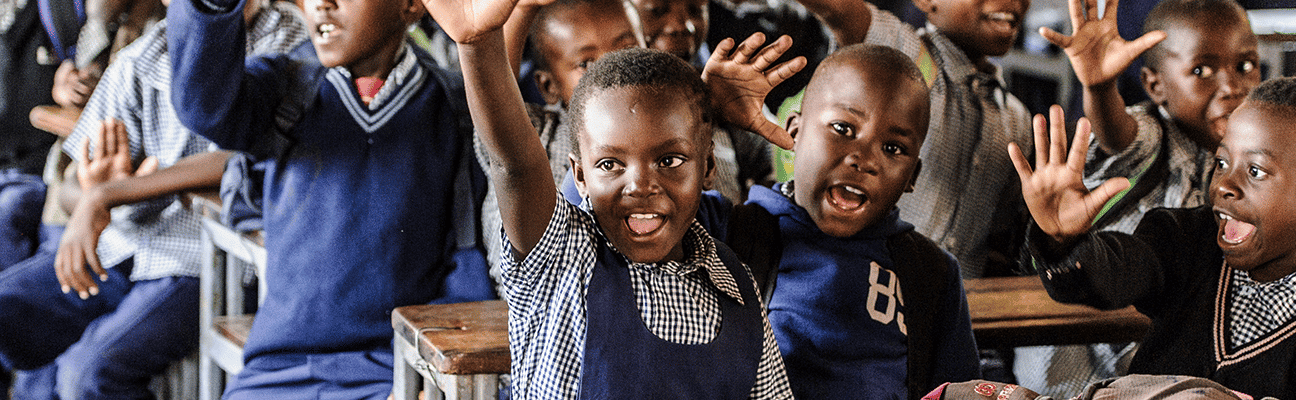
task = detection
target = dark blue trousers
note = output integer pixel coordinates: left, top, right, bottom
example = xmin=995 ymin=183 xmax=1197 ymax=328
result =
xmin=0 ymin=170 xmax=45 ymax=270
xmin=0 ymin=250 xmax=199 ymax=399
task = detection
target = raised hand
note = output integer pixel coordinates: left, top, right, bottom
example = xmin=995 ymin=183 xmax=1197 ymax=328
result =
xmin=1008 ymin=105 xmax=1130 ymax=244
xmin=52 ymin=60 xmax=98 ymax=108
xmin=1040 ymin=0 xmax=1164 ymax=88
xmin=422 ymin=0 xmax=520 ymax=44
xmin=77 ymin=118 xmax=158 ymax=192
xmin=701 ymin=32 xmax=806 ymax=150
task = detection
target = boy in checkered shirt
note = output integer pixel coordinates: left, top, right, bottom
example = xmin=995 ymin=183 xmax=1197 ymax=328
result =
xmin=425 ymin=0 xmax=797 ymax=397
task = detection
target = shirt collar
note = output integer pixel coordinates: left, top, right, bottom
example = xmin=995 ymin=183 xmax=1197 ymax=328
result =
xmin=332 ymin=41 xmax=417 ymax=110
xmin=921 ymin=23 xmax=1006 ymax=87
xmin=614 ymin=219 xmax=746 ymax=305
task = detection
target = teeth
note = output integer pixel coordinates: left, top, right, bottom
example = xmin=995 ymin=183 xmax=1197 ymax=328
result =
xmin=987 ymin=12 xmax=1016 ymax=22
xmin=630 ymin=213 xmax=658 ymax=219
xmin=319 ymin=23 xmax=336 ymax=39
xmin=843 ymin=186 xmax=864 ymax=196
xmin=1219 ymin=213 xmax=1232 ymax=220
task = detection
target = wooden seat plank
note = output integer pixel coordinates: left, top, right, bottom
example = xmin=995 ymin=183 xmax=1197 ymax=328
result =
xmin=392 ymin=301 xmax=509 ymax=376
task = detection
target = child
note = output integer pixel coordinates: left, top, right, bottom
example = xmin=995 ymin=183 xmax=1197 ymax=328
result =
xmin=0 ymin=0 xmax=305 ymax=396
xmin=425 ymin=0 xmax=793 ymax=397
xmin=1008 ymin=77 xmax=1296 ymax=400
xmin=166 ymin=0 xmax=491 ymax=396
xmin=1041 ymin=0 xmax=1258 ymax=234
xmin=710 ymin=39 xmax=980 ymax=399
xmin=477 ymin=0 xmax=639 ymax=289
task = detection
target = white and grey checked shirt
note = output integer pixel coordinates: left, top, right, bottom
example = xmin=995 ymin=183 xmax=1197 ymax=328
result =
xmin=499 ymin=194 xmax=792 ymax=399
xmin=1084 ymin=102 xmax=1214 ymax=234
xmin=1230 ymin=268 xmax=1296 ymax=348
xmin=892 ymin=25 xmax=1032 ymax=278
xmin=64 ymin=2 xmax=308 ymax=281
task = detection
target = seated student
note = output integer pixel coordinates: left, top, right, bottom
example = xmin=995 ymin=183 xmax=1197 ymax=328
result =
xmin=477 ymin=0 xmax=639 ymax=289
xmin=0 ymin=0 xmax=305 ymax=396
xmin=166 ymin=0 xmax=492 ymax=396
xmin=708 ymin=38 xmax=979 ymax=399
xmin=424 ymin=0 xmax=795 ymax=396
xmin=1045 ymin=0 xmax=1257 ymax=235
xmin=1008 ymin=77 xmax=1296 ymax=400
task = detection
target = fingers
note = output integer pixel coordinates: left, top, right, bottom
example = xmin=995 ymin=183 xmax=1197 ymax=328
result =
xmin=1066 ymin=118 xmax=1092 ymax=172
xmin=54 ymin=241 xmax=98 ymax=299
xmin=1083 ymin=0 xmax=1100 ymax=22
xmin=1039 ymin=27 xmax=1072 ymax=49
xmin=1032 ymin=112 xmax=1048 ymax=167
xmin=749 ymin=34 xmax=791 ymax=72
xmin=135 ymin=156 xmax=159 ymax=177
xmin=751 ymin=119 xmax=795 ymax=150
xmin=1007 ymin=142 xmax=1034 ymax=184
xmin=1083 ymin=177 xmax=1131 ymax=218
xmin=1048 ymin=105 xmax=1067 ymax=167
xmin=710 ymin=37 xmax=736 ymax=63
xmin=1102 ymin=0 xmax=1119 ymax=21
xmin=1126 ymin=30 xmax=1167 ymax=57
xmin=765 ymin=56 xmax=807 ymax=88
xmin=731 ymin=32 xmax=767 ymax=65
xmin=101 ymin=119 xmax=117 ymax=160
xmin=112 ymin=118 xmax=129 ymax=157
xmin=1066 ymin=0 xmax=1086 ymax=29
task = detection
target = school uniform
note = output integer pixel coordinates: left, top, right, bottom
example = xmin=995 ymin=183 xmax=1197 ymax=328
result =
xmin=747 ymin=183 xmax=979 ymax=399
xmin=0 ymin=6 xmax=306 ymax=398
xmin=168 ymin=0 xmax=490 ymax=395
xmin=1026 ymin=206 xmax=1296 ymax=400
xmin=500 ymin=194 xmax=791 ymax=399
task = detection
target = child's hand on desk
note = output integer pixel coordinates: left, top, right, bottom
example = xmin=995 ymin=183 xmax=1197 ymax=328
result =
xmin=1040 ymin=0 xmax=1164 ymax=89
xmin=702 ymin=32 xmax=805 ymax=150
xmin=77 ymin=118 xmax=157 ymax=192
xmin=1008 ymin=105 xmax=1129 ymax=245
xmin=423 ymin=0 xmax=520 ymax=44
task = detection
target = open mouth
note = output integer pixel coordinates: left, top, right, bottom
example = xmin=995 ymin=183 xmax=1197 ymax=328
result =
xmin=827 ymin=185 xmax=867 ymax=212
xmin=626 ymin=213 xmax=665 ymax=236
xmin=1219 ymin=212 xmax=1257 ymax=245
xmin=318 ymin=23 xmax=337 ymax=39
xmin=984 ymin=12 xmax=1019 ymax=33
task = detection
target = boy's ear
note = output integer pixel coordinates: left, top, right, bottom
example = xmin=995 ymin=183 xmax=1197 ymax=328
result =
xmin=786 ymin=112 xmax=802 ymax=145
xmin=703 ymin=146 xmax=717 ymax=191
xmin=905 ymin=159 xmax=922 ymax=193
xmin=1141 ymin=66 xmax=1168 ymax=106
xmin=535 ymin=70 xmax=564 ymax=106
xmin=570 ymin=154 xmax=588 ymax=197
xmin=911 ymin=0 xmax=936 ymax=14
xmin=401 ymin=0 xmax=425 ymax=24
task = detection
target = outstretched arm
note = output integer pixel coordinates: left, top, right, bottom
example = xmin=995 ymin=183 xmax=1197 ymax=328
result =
xmin=1007 ymin=105 xmax=1130 ymax=246
xmin=1041 ymin=0 xmax=1164 ymax=154
xmin=793 ymin=0 xmax=871 ymax=47
xmin=702 ymin=32 xmax=806 ymax=150
xmin=426 ymin=0 xmax=555 ymax=257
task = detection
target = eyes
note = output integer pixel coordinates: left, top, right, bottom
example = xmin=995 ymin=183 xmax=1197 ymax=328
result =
xmin=827 ymin=121 xmax=909 ymax=156
xmin=1191 ymin=60 xmax=1257 ymax=79
xmin=594 ymin=155 xmax=687 ymax=172
xmin=1215 ymin=157 xmax=1270 ymax=180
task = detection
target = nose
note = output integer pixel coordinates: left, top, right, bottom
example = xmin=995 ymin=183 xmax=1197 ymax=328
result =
xmin=1217 ymin=68 xmax=1247 ymax=99
xmin=845 ymin=149 xmax=880 ymax=175
xmin=624 ymin=166 xmax=662 ymax=197
xmin=1213 ymin=167 xmax=1242 ymax=201
xmin=307 ymin=0 xmax=334 ymax=11
xmin=661 ymin=7 xmax=695 ymax=35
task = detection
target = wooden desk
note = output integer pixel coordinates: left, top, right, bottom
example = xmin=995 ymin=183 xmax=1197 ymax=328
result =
xmin=29 ymin=105 xmax=82 ymax=137
xmin=392 ymin=301 xmax=509 ymax=400
xmin=966 ymin=276 xmax=1151 ymax=348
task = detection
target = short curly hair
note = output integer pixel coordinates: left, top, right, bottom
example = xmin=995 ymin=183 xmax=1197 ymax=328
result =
xmin=1248 ymin=77 xmax=1296 ymax=109
xmin=1141 ymin=0 xmax=1248 ymax=71
xmin=567 ymin=47 xmax=714 ymax=160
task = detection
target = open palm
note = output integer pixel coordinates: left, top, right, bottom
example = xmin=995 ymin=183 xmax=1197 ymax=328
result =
xmin=702 ymin=32 xmax=805 ymax=150
xmin=1040 ymin=0 xmax=1164 ymax=87
xmin=1008 ymin=106 xmax=1129 ymax=243
xmin=423 ymin=0 xmax=519 ymax=44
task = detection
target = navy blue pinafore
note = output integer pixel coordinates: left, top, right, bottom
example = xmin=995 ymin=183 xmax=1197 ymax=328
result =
xmin=579 ymin=239 xmax=764 ymax=399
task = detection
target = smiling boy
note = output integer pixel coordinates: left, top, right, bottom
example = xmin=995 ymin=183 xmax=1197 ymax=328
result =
xmin=166 ymin=0 xmax=491 ymax=394
xmin=1009 ymin=77 xmax=1296 ymax=400
xmin=425 ymin=0 xmax=795 ymax=397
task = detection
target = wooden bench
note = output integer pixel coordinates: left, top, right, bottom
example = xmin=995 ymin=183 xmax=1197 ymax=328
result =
xmin=186 ymin=191 xmax=266 ymax=400
xmin=391 ymin=301 xmax=510 ymax=400
xmin=966 ymin=276 xmax=1152 ymax=348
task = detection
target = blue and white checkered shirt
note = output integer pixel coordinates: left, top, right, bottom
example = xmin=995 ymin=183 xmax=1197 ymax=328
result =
xmin=63 ymin=2 xmax=307 ymax=281
xmin=500 ymin=194 xmax=792 ymax=399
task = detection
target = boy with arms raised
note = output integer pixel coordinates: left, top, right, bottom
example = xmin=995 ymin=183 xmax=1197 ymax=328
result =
xmin=166 ymin=0 xmax=490 ymax=395
xmin=425 ymin=0 xmax=796 ymax=397
xmin=1008 ymin=78 xmax=1296 ymax=400
xmin=1043 ymin=0 xmax=1256 ymax=234
xmin=710 ymin=39 xmax=979 ymax=399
